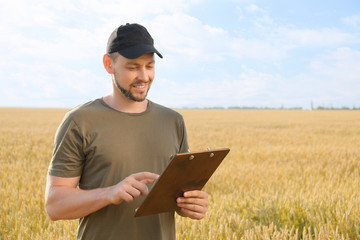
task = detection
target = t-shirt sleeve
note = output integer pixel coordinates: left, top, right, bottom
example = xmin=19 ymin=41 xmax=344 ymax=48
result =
xmin=178 ymin=116 xmax=189 ymax=154
xmin=48 ymin=115 xmax=85 ymax=177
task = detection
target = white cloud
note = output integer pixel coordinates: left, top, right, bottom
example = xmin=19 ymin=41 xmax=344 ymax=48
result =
xmin=342 ymin=15 xmax=360 ymax=27
xmin=0 ymin=0 xmax=207 ymax=62
xmin=147 ymin=12 xmax=358 ymax=65
xmin=225 ymin=26 xmax=358 ymax=61
xmin=245 ymin=4 xmax=264 ymax=13
xmin=148 ymin=13 xmax=288 ymax=62
xmin=48 ymin=0 xmax=201 ymax=17
xmin=150 ymin=67 xmax=278 ymax=108
xmin=0 ymin=0 xmax=58 ymax=28
xmin=310 ymin=47 xmax=360 ymax=82
xmin=0 ymin=60 xmax=110 ymax=107
xmin=229 ymin=37 xmax=288 ymax=59
xmin=148 ymin=14 xmax=229 ymax=62
xmin=242 ymin=3 xmax=273 ymax=25
xmin=151 ymin=45 xmax=360 ymax=108
xmin=282 ymin=28 xmax=357 ymax=47
xmin=286 ymin=47 xmax=360 ymax=107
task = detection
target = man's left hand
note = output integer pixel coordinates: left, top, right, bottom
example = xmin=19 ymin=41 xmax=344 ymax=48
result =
xmin=176 ymin=190 xmax=208 ymax=220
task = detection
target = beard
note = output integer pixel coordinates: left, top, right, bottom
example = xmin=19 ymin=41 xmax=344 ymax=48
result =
xmin=113 ymin=76 xmax=150 ymax=102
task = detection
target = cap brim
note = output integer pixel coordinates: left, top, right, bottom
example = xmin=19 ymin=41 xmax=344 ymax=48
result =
xmin=118 ymin=44 xmax=163 ymax=59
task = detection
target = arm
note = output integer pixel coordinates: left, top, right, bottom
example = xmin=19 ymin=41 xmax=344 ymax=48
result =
xmin=45 ymin=172 xmax=158 ymax=221
xmin=176 ymin=190 xmax=209 ymax=220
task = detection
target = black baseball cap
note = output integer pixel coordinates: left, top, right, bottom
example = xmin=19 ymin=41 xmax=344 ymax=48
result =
xmin=106 ymin=23 xmax=163 ymax=59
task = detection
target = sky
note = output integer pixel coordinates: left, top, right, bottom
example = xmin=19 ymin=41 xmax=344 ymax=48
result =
xmin=0 ymin=0 xmax=359 ymax=109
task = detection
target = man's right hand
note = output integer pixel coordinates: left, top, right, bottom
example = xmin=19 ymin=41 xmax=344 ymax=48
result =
xmin=45 ymin=172 xmax=158 ymax=221
xmin=107 ymin=172 xmax=159 ymax=204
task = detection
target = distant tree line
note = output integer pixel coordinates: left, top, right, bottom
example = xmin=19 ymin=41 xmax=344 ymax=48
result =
xmin=180 ymin=106 xmax=360 ymax=110
xmin=227 ymin=106 xmax=303 ymax=110
xmin=313 ymin=106 xmax=360 ymax=110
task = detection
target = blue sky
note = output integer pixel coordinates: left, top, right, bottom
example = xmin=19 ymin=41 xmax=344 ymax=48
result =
xmin=0 ymin=0 xmax=359 ymax=109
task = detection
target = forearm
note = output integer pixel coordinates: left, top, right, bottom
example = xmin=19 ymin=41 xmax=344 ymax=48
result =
xmin=45 ymin=185 xmax=112 ymax=221
xmin=45 ymin=172 xmax=158 ymax=221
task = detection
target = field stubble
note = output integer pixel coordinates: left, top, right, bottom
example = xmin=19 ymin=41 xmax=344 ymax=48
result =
xmin=0 ymin=108 xmax=359 ymax=239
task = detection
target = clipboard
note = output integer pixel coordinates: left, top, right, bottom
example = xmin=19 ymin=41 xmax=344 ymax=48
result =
xmin=134 ymin=148 xmax=230 ymax=217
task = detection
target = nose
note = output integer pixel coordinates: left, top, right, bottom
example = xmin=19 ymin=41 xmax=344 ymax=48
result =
xmin=137 ymin=67 xmax=150 ymax=81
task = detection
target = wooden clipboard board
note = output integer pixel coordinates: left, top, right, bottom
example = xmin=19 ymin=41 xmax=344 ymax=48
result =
xmin=134 ymin=148 xmax=230 ymax=217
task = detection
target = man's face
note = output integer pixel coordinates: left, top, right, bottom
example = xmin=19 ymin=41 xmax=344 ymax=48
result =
xmin=111 ymin=53 xmax=155 ymax=102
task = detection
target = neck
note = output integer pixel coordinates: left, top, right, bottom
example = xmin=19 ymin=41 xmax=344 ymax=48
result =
xmin=103 ymin=93 xmax=148 ymax=113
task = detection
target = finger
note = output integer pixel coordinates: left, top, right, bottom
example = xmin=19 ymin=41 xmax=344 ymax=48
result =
xmin=132 ymin=172 xmax=159 ymax=184
xmin=178 ymin=207 xmax=206 ymax=220
xmin=123 ymin=184 xmax=142 ymax=199
xmin=124 ymin=177 xmax=149 ymax=196
xmin=140 ymin=178 xmax=157 ymax=185
xmin=177 ymin=202 xmax=206 ymax=213
xmin=183 ymin=190 xmax=208 ymax=199
xmin=177 ymin=196 xmax=208 ymax=207
xmin=177 ymin=191 xmax=209 ymax=209
xmin=121 ymin=192 xmax=137 ymax=203
xmin=114 ymin=184 xmax=145 ymax=203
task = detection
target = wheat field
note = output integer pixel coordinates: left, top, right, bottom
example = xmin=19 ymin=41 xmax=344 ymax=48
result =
xmin=1 ymin=108 xmax=359 ymax=239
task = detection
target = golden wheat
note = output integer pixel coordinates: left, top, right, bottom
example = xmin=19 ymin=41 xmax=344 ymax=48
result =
xmin=1 ymin=108 xmax=359 ymax=239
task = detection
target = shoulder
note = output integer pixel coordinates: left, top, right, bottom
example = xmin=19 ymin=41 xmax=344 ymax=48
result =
xmin=55 ymin=99 xmax=106 ymax=138
xmin=149 ymin=101 xmax=184 ymax=120
xmin=64 ymin=99 xmax=105 ymax=122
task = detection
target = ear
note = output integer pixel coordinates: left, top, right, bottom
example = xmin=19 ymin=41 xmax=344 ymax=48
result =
xmin=103 ymin=54 xmax=113 ymax=74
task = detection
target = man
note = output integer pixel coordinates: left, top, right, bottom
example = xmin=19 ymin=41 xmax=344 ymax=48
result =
xmin=45 ymin=23 xmax=208 ymax=240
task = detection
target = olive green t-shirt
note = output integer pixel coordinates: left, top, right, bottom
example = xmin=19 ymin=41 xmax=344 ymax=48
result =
xmin=48 ymin=98 xmax=189 ymax=240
